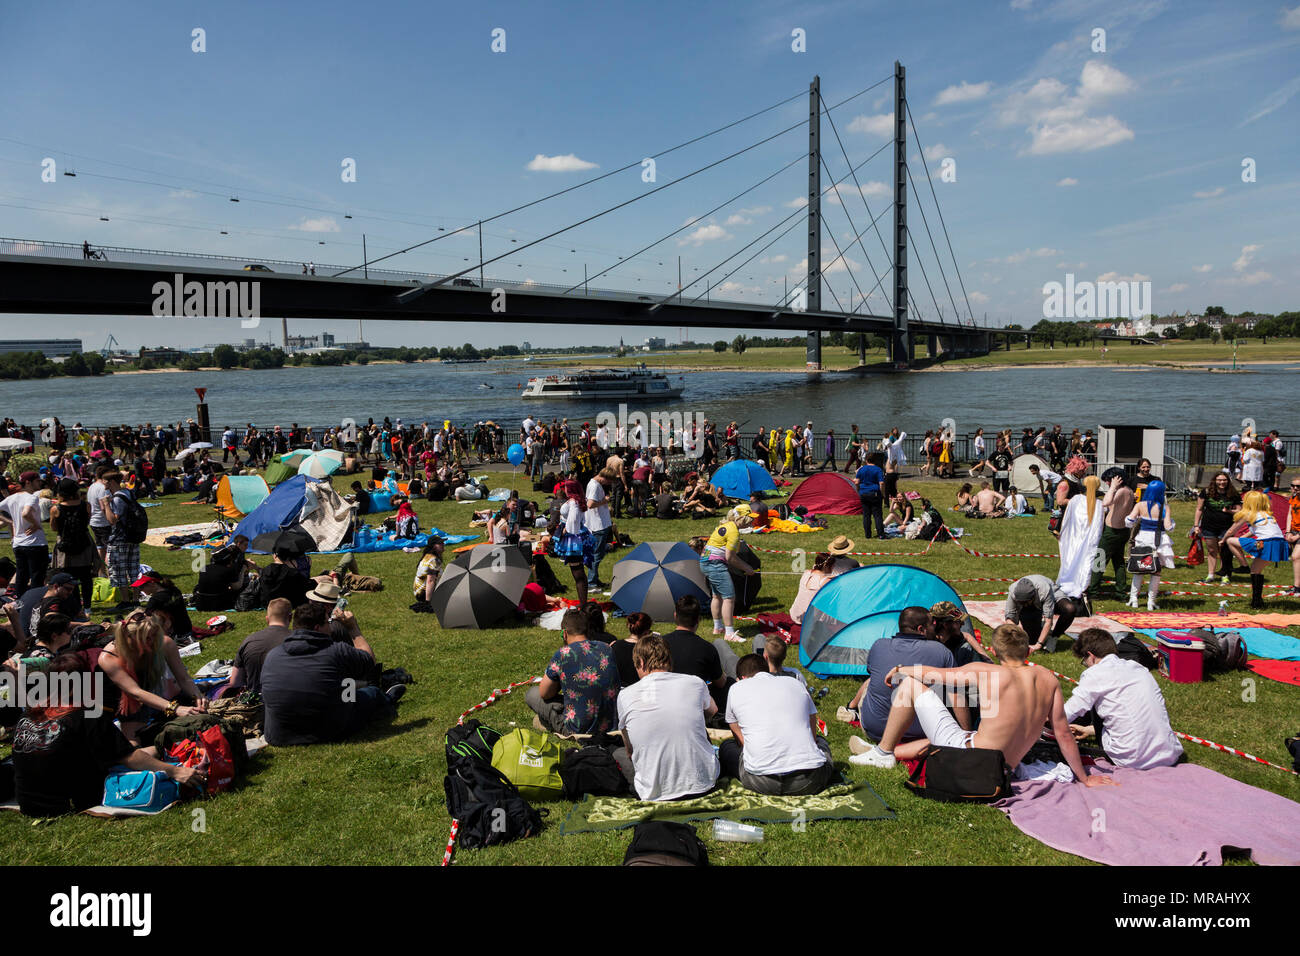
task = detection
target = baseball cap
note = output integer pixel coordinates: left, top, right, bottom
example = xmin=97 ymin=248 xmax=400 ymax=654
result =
xmin=49 ymin=572 xmax=77 ymax=587
xmin=18 ymin=470 xmax=39 ymax=483
xmin=130 ymin=567 xmax=162 ymax=588
xmin=930 ymin=601 xmax=966 ymax=622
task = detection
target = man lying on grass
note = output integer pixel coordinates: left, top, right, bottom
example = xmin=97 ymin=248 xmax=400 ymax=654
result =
xmin=851 ymin=623 xmax=1116 ymax=788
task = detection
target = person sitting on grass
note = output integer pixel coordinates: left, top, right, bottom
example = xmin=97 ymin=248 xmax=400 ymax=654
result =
xmin=260 ymin=595 xmax=404 ymax=746
xmin=412 ymin=537 xmax=445 ymax=606
xmin=789 ymin=551 xmax=835 ymax=626
xmin=612 ymin=610 xmax=656 ymax=687
xmin=720 ymin=653 xmax=833 ymax=795
xmin=849 ymin=622 xmax=1116 ymax=789
xmin=973 ymin=481 xmax=1007 ymax=517
xmin=930 ymin=600 xmax=990 ymax=666
xmin=393 ymin=494 xmax=419 ymax=538
xmin=653 ymin=480 xmax=679 ymax=520
xmin=526 ymin=607 xmax=619 ymax=736
xmin=226 ymin=598 xmax=292 ymax=695
xmin=882 ymin=493 xmax=914 ymax=532
xmin=762 ymin=633 xmax=808 ymax=687
xmin=10 ymin=652 xmax=206 ymax=817
xmin=612 ymin=633 xmax=719 ymax=801
xmin=97 ymin=611 xmax=208 ymax=746
xmin=258 ymin=545 xmax=314 ymax=608
xmin=132 ymin=568 xmax=194 ymax=646
xmin=954 ymin=483 xmax=974 ymax=512
xmin=1065 ymin=628 xmax=1184 ymax=770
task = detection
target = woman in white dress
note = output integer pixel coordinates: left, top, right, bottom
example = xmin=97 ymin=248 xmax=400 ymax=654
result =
xmin=1125 ymin=479 xmax=1176 ymax=610
xmin=1239 ymin=432 xmax=1265 ymax=491
xmin=1056 ymin=475 xmax=1104 ymax=601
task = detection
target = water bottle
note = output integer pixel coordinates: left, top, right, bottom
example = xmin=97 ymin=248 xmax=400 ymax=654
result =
xmin=713 ymin=819 xmax=764 ymax=843
xmin=1218 ymin=600 xmax=1229 ymax=617
xmin=813 ymin=686 xmax=830 ymax=700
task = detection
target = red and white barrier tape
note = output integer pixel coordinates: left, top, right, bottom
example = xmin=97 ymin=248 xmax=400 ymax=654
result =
xmin=457 ymin=676 xmax=541 ymax=724
xmin=441 ymin=820 xmax=460 ymax=866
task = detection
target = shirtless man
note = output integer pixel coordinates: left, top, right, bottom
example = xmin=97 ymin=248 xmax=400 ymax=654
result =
xmin=852 ymin=623 xmax=1115 ymax=788
xmin=973 ymin=482 xmax=1006 ymax=516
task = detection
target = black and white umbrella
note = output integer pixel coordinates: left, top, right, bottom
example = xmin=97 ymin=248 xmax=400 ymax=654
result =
xmin=430 ymin=544 xmax=532 ymax=628
xmin=610 ymin=541 xmax=710 ymax=622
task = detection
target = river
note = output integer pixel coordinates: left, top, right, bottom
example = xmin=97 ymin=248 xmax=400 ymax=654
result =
xmin=2 ymin=360 xmax=1297 ymax=438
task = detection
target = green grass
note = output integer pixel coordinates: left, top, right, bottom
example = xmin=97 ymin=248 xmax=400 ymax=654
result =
xmin=4 ymin=471 xmax=1297 ymax=865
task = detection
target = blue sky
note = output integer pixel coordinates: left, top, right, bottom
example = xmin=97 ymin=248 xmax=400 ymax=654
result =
xmin=0 ymin=0 xmax=1297 ymax=350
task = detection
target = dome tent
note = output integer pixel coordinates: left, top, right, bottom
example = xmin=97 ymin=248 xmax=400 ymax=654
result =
xmin=231 ymin=474 xmax=353 ymax=554
xmin=787 ymin=471 xmax=861 ymax=516
xmin=710 ymin=459 xmax=776 ymax=500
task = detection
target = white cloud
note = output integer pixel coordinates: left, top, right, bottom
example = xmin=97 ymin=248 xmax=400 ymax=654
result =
xmin=785 ymin=196 xmax=808 ymax=209
xmin=935 ymin=81 xmax=992 ymax=106
xmin=740 ymin=205 xmax=771 ymax=216
xmin=167 ymin=189 xmax=199 ymax=199
xmin=1056 ymin=177 xmax=1078 ymax=186
xmin=824 ymin=181 xmax=889 ymax=205
xmin=823 ymin=255 xmax=861 ymax=276
xmin=1096 ymin=271 xmax=1150 ymax=282
xmin=969 ymin=291 xmax=990 ymax=304
xmin=1233 ymin=244 xmax=1260 ymax=272
xmin=1193 ymin=186 xmax=1225 ymax=199
xmin=1236 ymin=271 xmax=1272 ymax=285
xmin=923 ymin=143 xmax=949 ymax=161
xmin=1242 ymin=76 xmax=1300 ymax=125
xmin=1282 ymin=6 xmax=1300 ymax=29
xmin=998 ymin=247 xmax=1059 ymax=264
xmin=847 ymin=112 xmax=894 ymax=136
xmin=725 ymin=213 xmax=751 ymax=226
xmin=289 ymin=216 xmax=341 ymax=233
xmin=1194 ymin=264 xmax=1212 ymax=273
xmin=997 ymin=61 xmax=1136 ymax=155
xmin=525 ymin=153 xmax=598 ymax=172
xmin=678 ymin=223 xmax=731 ymax=246
xmin=1010 ymin=0 xmax=1033 ymax=9
xmin=760 ymin=254 xmax=787 ymax=264
xmin=1166 ymin=283 xmax=1188 ymax=293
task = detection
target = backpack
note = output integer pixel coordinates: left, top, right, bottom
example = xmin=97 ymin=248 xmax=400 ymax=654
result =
xmin=112 ymin=491 xmax=149 ymax=543
xmin=1115 ymin=633 xmax=1159 ymax=670
xmin=445 ymin=719 xmax=502 ymax=765
xmin=623 ymin=821 xmax=710 ymax=866
xmin=102 ymin=768 xmax=181 ymax=813
xmin=56 ymin=501 xmax=93 ymax=554
xmin=1187 ymin=627 xmax=1248 ymax=672
xmin=490 ymin=728 xmax=565 ymax=801
xmin=444 ymin=757 xmax=545 ymax=850
xmin=903 ymin=745 xmax=1012 ymax=803
xmin=559 ymin=741 xmax=630 ymax=800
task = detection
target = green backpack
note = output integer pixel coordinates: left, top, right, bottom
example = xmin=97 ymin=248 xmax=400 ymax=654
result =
xmin=490 ymin=728 xmax=564 ymax=801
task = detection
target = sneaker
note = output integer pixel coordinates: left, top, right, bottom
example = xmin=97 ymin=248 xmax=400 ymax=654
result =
xmin=1221 ymin=576 xmax=1230 ymax=585
xmin=532 ymin=714 xmax=546 ymax=732
xmin=1282 ymin=587 xmax=1300 ymax=597
xmin=385 ymin=684 xmax=407 ymax=706
xmin=1204 ymin=575 xmax=1217 ymax=584
xmin=835 ymin=705 xmax=859 ymax=724
xmin=848 ymin=734 xmax=874 ymax=754
xmin=849 ymin=747 xmax=897 ymax=769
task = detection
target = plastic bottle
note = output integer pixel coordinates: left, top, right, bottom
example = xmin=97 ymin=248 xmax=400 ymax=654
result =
xmin=713 ymin=819 xmax=764 ymax=843
xmin=1218 ymin=600 xmax=1229 ymax=617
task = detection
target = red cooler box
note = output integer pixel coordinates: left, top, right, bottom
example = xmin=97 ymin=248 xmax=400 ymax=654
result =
xmin=1154 ymin=631 xmax=1205 ymax=683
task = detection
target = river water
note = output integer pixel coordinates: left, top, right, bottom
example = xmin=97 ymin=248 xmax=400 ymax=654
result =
xmin=2 ymin=360 xmax=1296 ymax=438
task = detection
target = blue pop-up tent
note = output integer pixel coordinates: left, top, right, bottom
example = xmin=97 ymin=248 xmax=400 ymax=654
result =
xmin=798 ymin=564 xmax=967 ymax=678
xmin=711 ymin=459 xmax=776 ymax=500
xmin=232 ymin=474 xmax=353 ymax=553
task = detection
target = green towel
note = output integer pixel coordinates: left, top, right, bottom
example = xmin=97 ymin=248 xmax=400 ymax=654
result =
xmin=558 ymin=779 xmax=894 ymax=834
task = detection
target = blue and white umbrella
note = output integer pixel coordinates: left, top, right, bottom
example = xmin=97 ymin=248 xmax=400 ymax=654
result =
xmin=610 ymin=541 xmax=710 ymax=622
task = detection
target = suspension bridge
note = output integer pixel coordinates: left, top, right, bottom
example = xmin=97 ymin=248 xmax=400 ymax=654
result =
xmin=0 ymin=64 xmax=1033 ymax=367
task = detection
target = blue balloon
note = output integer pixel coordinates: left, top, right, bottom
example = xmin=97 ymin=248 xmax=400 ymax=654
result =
xmin=507 ymin=443 xmax=525 ymax=466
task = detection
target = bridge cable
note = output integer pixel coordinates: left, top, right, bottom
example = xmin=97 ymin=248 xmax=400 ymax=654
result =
xmin=905 ymin=164 xmax=960 ymax=327
xmin=766 ymin=201 xmax=894 ymax=321
xmin=905 ymin=226 xmax=945 ymax=324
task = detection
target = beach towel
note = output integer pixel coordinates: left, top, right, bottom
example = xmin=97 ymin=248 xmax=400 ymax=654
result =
xmin=1136 ymin=627 xmax=1300 ymax=662
xmin=558 ymin=778 xmax=893 ymax=834
xmin=1247 ymin=658 xmax=1300 ymax=686
xmin=1108 ymin=610 xmax=1300 ymax=629
xmin=346 ymin=525 xmax=477 ymax=554
xmin=995 ymin=760 xmax=1300 ymax=865
xmin=962 ymin=601 xmax=1126 ymax=637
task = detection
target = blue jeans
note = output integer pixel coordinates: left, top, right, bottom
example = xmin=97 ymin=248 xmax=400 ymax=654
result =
xmin=342 ymin=685 xmax=391 ymax=737
xmin=699 ymin=556 xmax=735 ymax=599
xmin=586 ymin=527 xmax=613 ymax=584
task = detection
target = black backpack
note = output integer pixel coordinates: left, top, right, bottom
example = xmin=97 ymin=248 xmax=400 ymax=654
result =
xmin=1189 ymin=628 xmax=1248 ymax=672
xmin=904 ymin=745 xmax=1012 ymax=803
xmin=445 ymin=719 xmax=502 ymax=764
xmin=56 ymin=501 xmax=93 ymax=554
xmin=112 ymin=491 xmax=149 ymax=544
xmin=444 ymin=757 xmax=545 ymax=849
xmin=622 ymin=820 xmax=710 ymax=866
xmin=559 ymin=742 xmax=630 ymax=800
xmin=1115 ymin=633 xmax=1159 ymax=670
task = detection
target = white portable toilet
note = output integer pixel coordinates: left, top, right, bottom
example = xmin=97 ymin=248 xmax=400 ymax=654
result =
xmin=1097 ymin=425 xmax=1165 ymax=477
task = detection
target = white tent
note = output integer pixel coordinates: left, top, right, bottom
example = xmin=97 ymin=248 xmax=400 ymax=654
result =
xmin=1011 ymin=453 xmax=1051 ymax=493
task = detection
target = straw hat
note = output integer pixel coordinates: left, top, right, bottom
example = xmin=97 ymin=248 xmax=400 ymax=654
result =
xmin=305 ymin=581 xmax=343 ymax=604
xmin=827 ymin=535 xmax=855 ymax=555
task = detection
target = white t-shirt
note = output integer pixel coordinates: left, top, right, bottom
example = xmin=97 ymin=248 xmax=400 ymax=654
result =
xmin=1063 ymin=654 xmax=1183 ymax=770
xmin=584 ymin=479 xmax=611 ymax=532
xmin=595 ymin=427 xmax=610 ymax=450
xmin=725 ymin=672 xmax=826 ymax=776
xmin=559 ymin=499 xmax=584 ymax=535
xmin=1006 ymin=493 xmax=1028 ymax=515
xmin=522 ymin=417 xmax=536 ymax=434
xmin=617 ymin=671 xmax=719 ymax=801
xmin=1241 ymin=447 xmax=1264 ymax=482
xmin=87 ymin=482 xmax=111 ymax=528
xmin=974 ymin=435 xmax=986 ymax=458
xmin=0 ymin=492 xmax=46 ymax=547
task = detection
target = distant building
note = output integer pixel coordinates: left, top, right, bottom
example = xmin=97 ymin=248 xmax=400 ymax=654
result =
xmin=643 ymin=336 xmax=666 ymax=350
xmin=285 ymin=332 xmax=336 ymax=350
xmin=0 ymin=338 xmax=82 ymax=357
xmin=139 ymin=347 xmax=187 ymax=363
xmin=336 ymin=340 xmax=370 ymax=350
xmin=522 ymin=341 xmax=532 ymax=351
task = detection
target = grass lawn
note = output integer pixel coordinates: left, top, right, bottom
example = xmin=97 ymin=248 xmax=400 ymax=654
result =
xmin=4 ymin=468 xmax=1297 ymax=865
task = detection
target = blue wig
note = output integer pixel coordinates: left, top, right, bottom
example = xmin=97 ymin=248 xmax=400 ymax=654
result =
xmin=1143 ymin=479 xmax=1166 ymax=515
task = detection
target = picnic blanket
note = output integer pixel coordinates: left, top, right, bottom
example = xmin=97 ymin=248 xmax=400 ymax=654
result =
xmin=557 ymin=778 xmax=893 ymax=834
xmin=1 ymin=738 xmax=269 ymax=818
xmin=144 ymin=521 xmax=220 ymax=548
xmin=1247 ymin=658 xmax=1300 ymax=686
xmin=348 ymin=525 xmax=478 ymax=554
xmin=995 ymin=760 xmax=1300 ymax=866
xmin=962 ymin=601 xmax=1126 ymax=637
xmin=1137 ymin=627 xmax=1300 ymax=662
xmin=1109 ymin=610 xmax=1300 ymax=629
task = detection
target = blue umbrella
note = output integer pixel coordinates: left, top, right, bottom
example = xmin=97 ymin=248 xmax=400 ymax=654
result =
xmin=799 ymin=564 xmax=967 ymax=677
xmin=610 ymin=541 xmax=710 ymax=622
xmin=711 ymin=459 xmax=776 ymax=499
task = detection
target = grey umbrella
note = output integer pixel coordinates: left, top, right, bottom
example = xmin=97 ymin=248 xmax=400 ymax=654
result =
xmin=430 ymin=544 xmax=532 ymax=628
xmin=609 ymin=541 xmax=710 ymax=622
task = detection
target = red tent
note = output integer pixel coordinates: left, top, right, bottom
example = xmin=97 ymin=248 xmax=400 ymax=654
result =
xmin=1269 ymin=492 xmax=1292 ymax=531
xmin=787 ymin=472 xmax=861 ymax=515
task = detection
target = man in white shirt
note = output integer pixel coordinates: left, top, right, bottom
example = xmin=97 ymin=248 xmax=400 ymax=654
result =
xmin=86 ymin=465 xmax=113 ymax=564
xmin=584 ymin=469 xmax=614 ymax=588
xmin=884 ymin=429 xmax=907 ymax=499
xmin=1065 ymin=629 xmax=1183 ymax=770
xmin=1028 ymin=464 xmax=1061 ymax=509
xmin=0 ymin=471 xmax=49 ymax=593
xmin=614 ymin=634 xmax=720 ymax=801
xmin=720 ymin=653 xmax=833 ymax=795
xmin=522 ymin=416 xmax=536 ymax=436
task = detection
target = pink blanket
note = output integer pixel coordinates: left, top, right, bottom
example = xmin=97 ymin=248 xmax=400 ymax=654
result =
xmin=996 ymin=761 xmax=1300 ymax=865
xmin=963 ymin=601 xmax=1126 ymax=637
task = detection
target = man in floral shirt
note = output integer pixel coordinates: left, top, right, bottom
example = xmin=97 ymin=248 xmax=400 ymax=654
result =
xmin=526 ymin=608 xmax=620 ymax=734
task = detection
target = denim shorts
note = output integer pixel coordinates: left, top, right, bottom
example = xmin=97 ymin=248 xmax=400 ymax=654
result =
xmin=699 ymin=557 xmax=734 ymax=599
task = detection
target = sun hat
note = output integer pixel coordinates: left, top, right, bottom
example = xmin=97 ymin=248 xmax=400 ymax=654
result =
xmin=930 ymin=600 xmax=966 ymax=622
xmin=827 ymin=535 xmax=855 ymax=555
xmin=305 ymin=581 xmax=343 ymax=604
